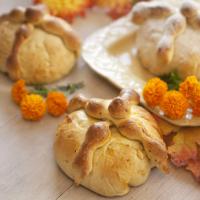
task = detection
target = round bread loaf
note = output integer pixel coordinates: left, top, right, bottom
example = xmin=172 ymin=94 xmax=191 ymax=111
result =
xmin=54 ymin=89 xmax=168 ymax=197
xmin=132 ymin=0 xmax=200 ymax=78
xmin=55 ymin=110 xmax=151 ymax=196
xmin=0 ymin=5 xmax=80 ymax=84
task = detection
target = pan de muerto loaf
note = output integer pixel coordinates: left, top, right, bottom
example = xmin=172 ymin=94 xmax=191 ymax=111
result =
xmin=54 ymin=88 xmax=168 ymax=197
xmin=132 ymin=0 xmax=200 ymax=78
xmin=0 ymin=5 xmax=80 ymax=84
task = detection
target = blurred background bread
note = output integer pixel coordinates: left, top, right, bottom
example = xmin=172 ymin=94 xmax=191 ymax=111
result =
xmin=132 ymin=0 xmax=200 ymax=79
xmin=0 ymin=5 xmax=80 ymax=84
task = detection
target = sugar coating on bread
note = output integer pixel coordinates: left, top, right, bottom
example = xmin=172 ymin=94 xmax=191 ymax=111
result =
xmin=54 ymin=88 xmax=168 ymax=197
xmin=131 ymin=0 xmax=200 ymax=78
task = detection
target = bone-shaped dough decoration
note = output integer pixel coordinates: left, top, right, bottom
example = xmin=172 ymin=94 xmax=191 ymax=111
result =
xmin=73 ymin=121 xmax=111 ymax=184
xmin=131 ymin=0 xmax=200 ymax=78
xmin=68 ymin=88 xmax=169 ymax=175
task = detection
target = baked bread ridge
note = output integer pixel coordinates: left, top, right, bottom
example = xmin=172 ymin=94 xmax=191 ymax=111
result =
xmin=131 ymin=0 xmax=200 ymax=78
xmin=54 ymin=88 xmax=169 ymax=197
xmin=0 ymin=5 xmax=81 ymax=84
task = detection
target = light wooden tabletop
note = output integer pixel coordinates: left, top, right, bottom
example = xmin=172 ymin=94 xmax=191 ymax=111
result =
xmin=0 ymin=1 xmax=200 ymax=200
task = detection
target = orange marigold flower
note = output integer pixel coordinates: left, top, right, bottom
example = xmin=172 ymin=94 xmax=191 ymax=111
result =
xmin=33 ymin=0 xmax=93 ymax=22
xmin=20 ymin=94 xmax=46 ymax=121
xmin=11 ymin=79 xmax=28 ymax=105
xmin=179 ymin=76 xmax=199 ymax=99
xmin=46 ymin=91 xmax=68 ymax=117
xmin=179 ymin=76 xmax=200 ymax=116
xmin=143 ymin=77 xmax=168 ymax=107
xmin=160 ymin=91 xmax=189 ymax=120
xmin=192 ymin=101 xmax=200 ymax=116
xmin=190 ymin=86 xmax=200 ymax=116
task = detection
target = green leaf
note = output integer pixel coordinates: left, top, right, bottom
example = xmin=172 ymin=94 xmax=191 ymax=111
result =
xmin=58 ymin=82 xmax=84 ymax=95
xmin=31 ymin=89 xmax=49 ymax=97
xmin=160 ymin=71 xmax=182 ymax=90
xmin=29 ymin=82 xmax=84 ymax=97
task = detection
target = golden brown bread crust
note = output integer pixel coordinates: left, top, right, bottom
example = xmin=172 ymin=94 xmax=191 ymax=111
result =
xmin=40 ymin=17 xmax=80 ymax=56
xmin=0 ymin=7 xmax=25 ymax=23
xmin=85 ymin=99 xmax=110 ymax=119
xmin=108 ymin=97 xmax=130 ymax=119
xmin=117 ymin=109 xmax=168 ymax=172
xmin=73 ymin=121 xmax=111 ymax=184
xmin=55 ymin=110 xmax=151 ymax=197
xmin=120 ymin=88 xmax=140 ymax=103
xmin=67 ymin=94 xmax=87 ymax=113
xmin=7 ymin=24 xmax=34 ymax=81
xmin=55 ymin=89 xmax=169 ymax=196
xmin=68 ymin=88 xmax=169 ymax=173
xmin=109 ymin=88 xmax=140 ymax=119
xmin=0 ymin=5 xmax=80 ymax=55
xmin=25 ymin=5 xmax=48 ymax=23
xmin=0 ymin=5 xmax=81 ymax=84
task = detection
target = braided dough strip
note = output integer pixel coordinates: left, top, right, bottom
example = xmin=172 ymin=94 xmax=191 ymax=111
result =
xmin=0 ymin=7 xmax=25 ymax=23
xmin=73 ymin=121 xmax=111 ymax=184
xmin=157 ymin=13 xmax=186 ymax=64
xmin=7 ymin=24 xmax=34 ymax=81
xmin=68 ymin=89 xmax=169 ymax=173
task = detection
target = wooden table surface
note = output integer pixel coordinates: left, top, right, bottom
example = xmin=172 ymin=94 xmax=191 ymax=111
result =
xmin=0 ymin=1 xmax=200 ymax=200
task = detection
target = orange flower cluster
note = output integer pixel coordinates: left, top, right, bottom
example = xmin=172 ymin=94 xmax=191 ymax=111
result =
xmin=143 ymin=78 xmax=168 ymax=107
xmin=11 ymin=80 xmax=68 ymax=121
xmin=33 ymin=0 xmax=134 ymax=21
xmin=160 ymin=91 xmax=189 ymax=120
xmin=21 ymin=94 xmax=46 ymax=121
xmin=143 ymin=75 xmax=200 ymax=119
xmin=179 ymin=76 xmax=200 ymax=116
xmin=11 ymin=79 xmax=28 ymax=105
xmin=179 ymin=76 xmax=199 ymax=99
xmin=46 ymin=92 xmax=68 ymax=117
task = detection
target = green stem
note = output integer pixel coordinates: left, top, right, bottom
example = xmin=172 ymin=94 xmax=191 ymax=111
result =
xmin=29 ymin=82 xmax=84 ymax=97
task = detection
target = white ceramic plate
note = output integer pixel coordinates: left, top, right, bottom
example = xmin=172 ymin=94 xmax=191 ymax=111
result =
xmin=82 ymin=14 xmax=200 ymax=127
